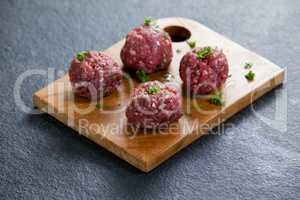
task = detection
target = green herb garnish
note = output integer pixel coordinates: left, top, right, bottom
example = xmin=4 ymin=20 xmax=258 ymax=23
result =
xmin=136 ymin=69 xmax=149 ymax=82
xmin=76 ymin=51 xmax=88 ymax=62
xmin=209 ymin=92 xmax=224 ymax=106
xmin=144 ymin=17 xmax=155 ymax=26
xmin=228 ymin=74 xmax=232 ymax=78
xmin=196 ymin=47 xmax=212 ymax=59
xmin=95 ymin=103 xmax=102 ymax=109
xmin=176 ymin=49 xmax=182 ymax=53
xmin=245 ymin=70 xmax=255 ymax=81
xmin=186 ymin=40 xmax=196 ymax=49
xmin=244 ymin=62 xmax=253 ymax=69
xmin=147 ymin=85 xmax=161 ymax=95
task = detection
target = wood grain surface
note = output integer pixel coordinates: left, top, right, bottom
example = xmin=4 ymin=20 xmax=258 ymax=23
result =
xmin=32 ymin=17 xmax=285 ymax=172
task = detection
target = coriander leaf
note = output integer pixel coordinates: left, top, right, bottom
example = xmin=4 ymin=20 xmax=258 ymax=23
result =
xmin=245 ymin=70 xmax=255 ymax=81
xmin=144 ymin=17 xmax=155 ymax=26
xmin=76 ymin=51 xmax=88 ymax=62
xmin=136 ymin=69 xmax=149 ymax=82
xmin=147 ymin=85 xmax=160 ymax=95
xmin=244 ymin=62 xmax=253 ymax=69
xmin=209 ymin=92 xmax=224 ymax=106
xmin=186 ymin=40 xmax=196 ymax=49
xmin=196 ymin=47 xmax=212 ymax=59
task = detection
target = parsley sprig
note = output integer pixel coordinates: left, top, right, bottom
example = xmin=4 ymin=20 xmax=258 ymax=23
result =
xmin=144 ymin=17 xmax=155 ymax=26
xmin=209 ymin=92 xmax=224 ymax=106
xmin=147 ymin=85 xmax=161 ymax=95
xmin=245 ymin=70 xmax=255 ymax=81
xmin=136 ymin=69 xmax=149 ymax=82
xmin=187 ymin=40 xmax=196 ymax=49
xmin=76 ymin=51 xmax=88 ymax=62
xmin=196 ymin=47 xmax=212 ymax=59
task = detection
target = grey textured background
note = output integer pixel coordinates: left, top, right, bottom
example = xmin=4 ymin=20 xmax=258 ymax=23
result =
xmin=1 ymin=0 xmax=300 ymax=199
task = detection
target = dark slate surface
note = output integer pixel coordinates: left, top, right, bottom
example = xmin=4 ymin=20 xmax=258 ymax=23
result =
xmin=1 ymin=0 xmax=300 ymax=199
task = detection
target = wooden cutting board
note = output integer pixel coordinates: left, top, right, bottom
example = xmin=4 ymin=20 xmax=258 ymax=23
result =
xmin=33 ymin=17 xmax=285 ymax=172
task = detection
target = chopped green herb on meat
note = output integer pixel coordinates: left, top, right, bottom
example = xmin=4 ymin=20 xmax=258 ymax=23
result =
xmin=136 ymin=69 xmax=149 ymax=82
xmin=196 ymin=47 xmax=212 ymax=59
xmin=245 ymin=70 xmax=255 ymax=81
xmin=176 ymin=49 xmax=182 ymax=53
xmin=147 ymin=85 xmax=161 ymax=95
xmin=76 ymin=51 xmax=88 ymax=62
xmin=186 ymin=40 xmax=196 ymax=48
xmin=144 ymin=17 xmax=155 ymax=26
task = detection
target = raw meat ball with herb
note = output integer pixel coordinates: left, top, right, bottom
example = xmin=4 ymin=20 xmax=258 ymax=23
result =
xmin=125 ymin=81 xmax=183 ymax=129
xmin=120 ymin=18 xmax=173 ymax=74
xmin=179 ymin=46 xmax=229 ymax=94
xmin=69 ymin=51 xmax=122 ymax=99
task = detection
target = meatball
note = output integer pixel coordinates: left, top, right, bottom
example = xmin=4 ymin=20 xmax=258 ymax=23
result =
xmin=69 ymin=51 xmax=122 ymax=99
xmin=120 ymin=24 xmax=173 ymax=73
xmin=179 ymin=47 xmax=228 ymax=94
xmin=126 ymin=81 xmax=183 ymax=129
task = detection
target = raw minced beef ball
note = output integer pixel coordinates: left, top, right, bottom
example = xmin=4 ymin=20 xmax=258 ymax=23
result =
xmin=120 ymin=23 xmax=173 ymax=73
xmin=126 ymin=81 xmax=183 ymax=129
xmin=179 ymin=46 xmax=228 ymax=94
xmin=69 ymin=51 xmax=122 ymax=99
